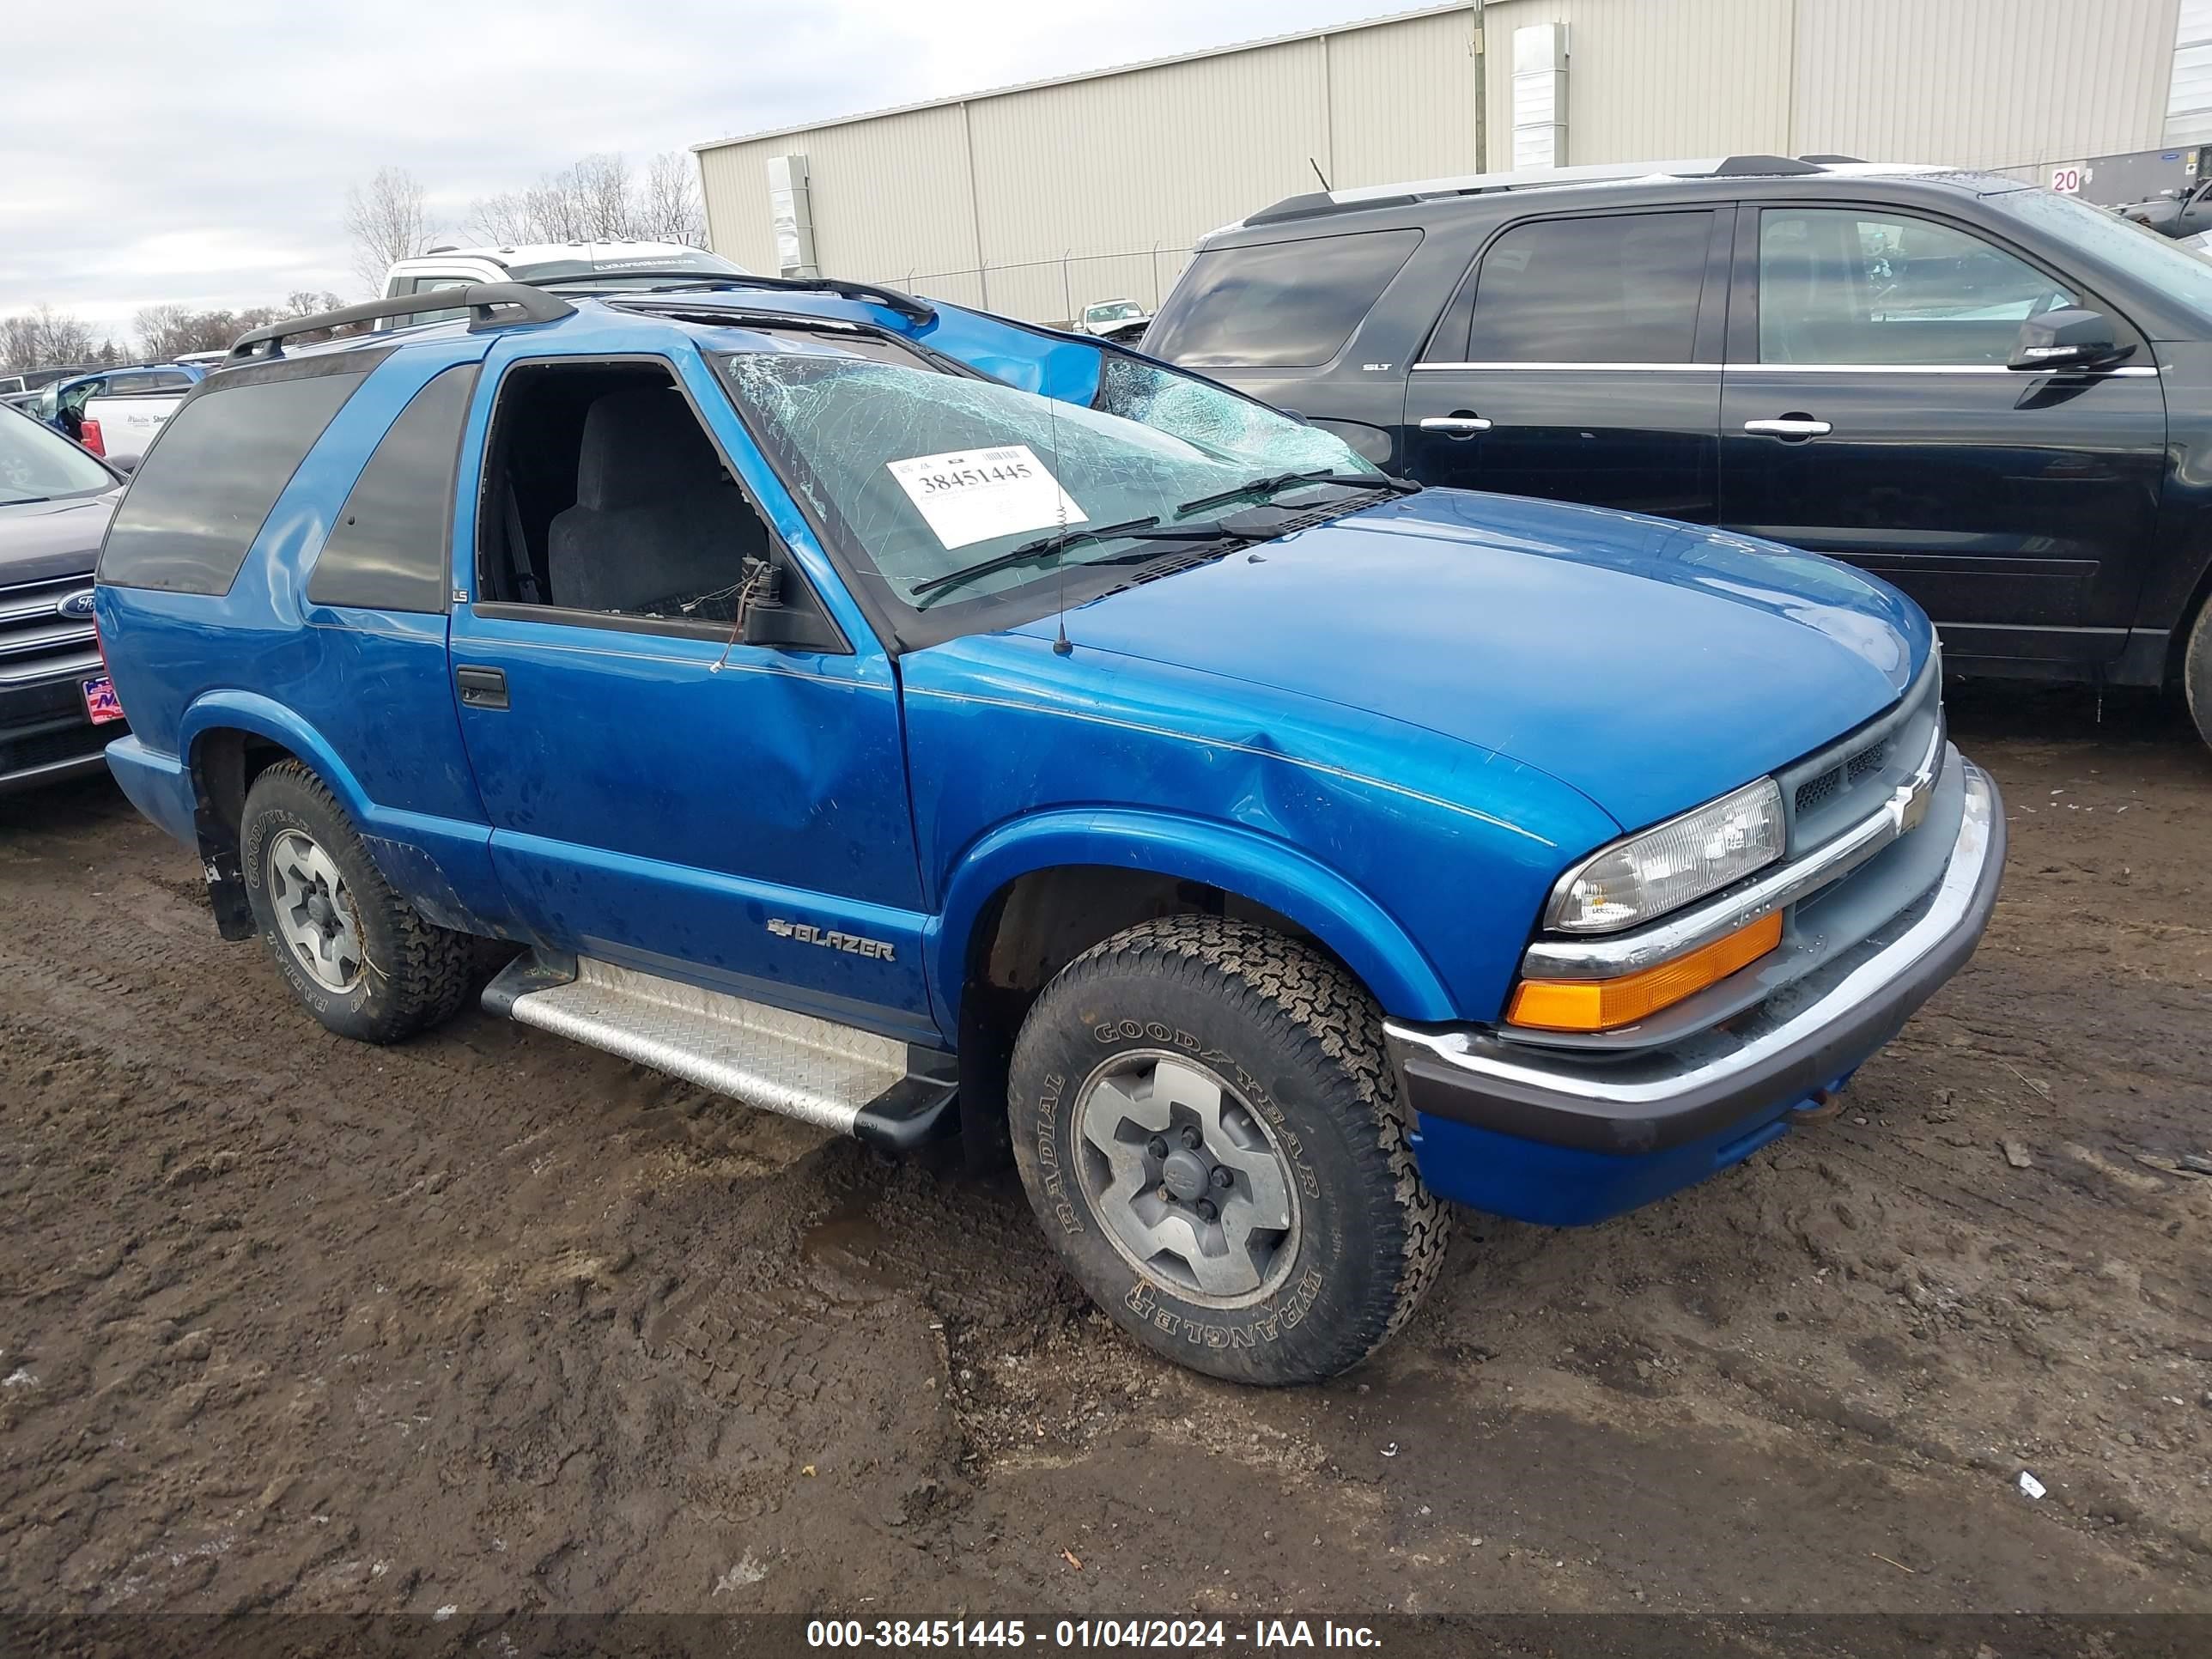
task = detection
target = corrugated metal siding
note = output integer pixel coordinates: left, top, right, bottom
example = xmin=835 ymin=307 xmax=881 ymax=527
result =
xmin=2166 ymin=0 xmax=2212 ymax=143
xmin=699 ymin=0 xmax=2188 ymax=324
xmin=698 ymin=105 xmax=987 ymax=306
xmin=1790 ymin=0 xmax=2175 ymax=170
xmin=1328 ymin=9 xmax=1483 ymax=188
xmin=1480 ymin=0 xmax=1794 ymax=166
xmin=966 ymin=37 xmax=1331 ymax=319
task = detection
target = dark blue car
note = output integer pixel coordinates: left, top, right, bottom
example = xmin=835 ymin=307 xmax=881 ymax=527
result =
xmin=91 ymin=277 xmax=2003 ymax=1384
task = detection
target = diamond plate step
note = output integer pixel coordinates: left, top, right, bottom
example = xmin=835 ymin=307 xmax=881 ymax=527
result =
xmin=484 ymin=952 xmax=956 ymax=1150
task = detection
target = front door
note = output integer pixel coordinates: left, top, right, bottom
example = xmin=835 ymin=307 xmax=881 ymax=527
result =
xmin=447 ymin=343 xmax=935 ymax=1041
xmin=1401 ymin=207 xmax=1731 ymax=520
xmin=1718 ymin=204 xmax=2167 ymax=667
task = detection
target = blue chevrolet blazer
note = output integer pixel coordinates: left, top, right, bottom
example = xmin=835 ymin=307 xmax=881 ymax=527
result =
xmin=92 ymin=276 xmax=2004 ymax=1384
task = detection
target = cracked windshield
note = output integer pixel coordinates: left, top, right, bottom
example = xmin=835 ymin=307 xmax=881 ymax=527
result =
xmin=723 ymin=346 xmax=1375 ymax=607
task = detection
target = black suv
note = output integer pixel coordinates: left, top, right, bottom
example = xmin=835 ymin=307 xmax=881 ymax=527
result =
xmin=1146 ymin=156 xmax=2212 ymax=746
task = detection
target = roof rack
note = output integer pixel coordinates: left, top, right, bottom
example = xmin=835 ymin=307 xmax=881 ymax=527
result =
xmin=1243 ymin=154 xmax=1854 ymax=228
xmin=622 ymin=272 xmax=938 ymax=324
xmin=228 ymin=283 xmax=575 ymax=360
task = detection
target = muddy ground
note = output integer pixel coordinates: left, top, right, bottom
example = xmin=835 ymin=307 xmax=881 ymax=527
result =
xmin=1 ymin=682 xmax=2209 ymax=1627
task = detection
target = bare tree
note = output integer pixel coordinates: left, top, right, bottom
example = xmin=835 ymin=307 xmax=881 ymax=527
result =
xmin=637 ymin=152 xmax=708 ymax=246
xmin=133 ymin=291 xmax=349 ymax=362
xmin=0 ymin=306 xmax=105 ymax=373
xmin=134 ymin=302 xmax=200 ymax=361
xmin=462 ymin=149 xmax=708 ymax=250
xmin=465 ymin=188 xmax=537 ymax=248
xmin=343 ymin=166 xmax=434 ymax=293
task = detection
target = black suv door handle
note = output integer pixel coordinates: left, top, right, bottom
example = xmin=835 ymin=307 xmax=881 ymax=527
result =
xmin=1743 ymin=415 xmax=1832 ymax=440
xmin=455 ymin=665 xmax=508 ymax=710
xmin=1419 ymin=411 xmax=1492 ymax=439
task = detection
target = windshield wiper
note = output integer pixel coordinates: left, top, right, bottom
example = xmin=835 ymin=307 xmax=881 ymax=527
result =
xmin=910 ymin=516 xmax=1255 ymax=604
xmin=1176 ymin=469 xmax=1417 ymax=516
xmin=911 ymin=517 xmax=1161 ymax=599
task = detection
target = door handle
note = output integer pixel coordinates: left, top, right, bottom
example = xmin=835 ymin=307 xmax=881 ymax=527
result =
xmin=1742 ymin=417 xmax=1832 ymax=439
xmin=455 ymin=665 xmax=508 ymax=710
xmin=1419 ymin=413 xmax=1493 ymax=437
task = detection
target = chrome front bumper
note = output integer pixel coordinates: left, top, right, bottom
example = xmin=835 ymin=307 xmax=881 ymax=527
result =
xmin=1385 ymin=758 xmax=2005 ymax=1155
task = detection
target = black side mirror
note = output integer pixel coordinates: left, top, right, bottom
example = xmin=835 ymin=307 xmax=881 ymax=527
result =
xmin=2008 ymin=307 xmax=2133 ymax=373
xmin=738 ymin=550 xmax=845 ymax=652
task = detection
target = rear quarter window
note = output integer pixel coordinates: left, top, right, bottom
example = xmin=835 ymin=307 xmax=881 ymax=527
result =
xmin=98 ymin=364 xmax=371 ymax=595
xmin=1147 ymin=228 xmax=1422 ymax=368
xmin=307 ymin=364 xmax=479 ymax=612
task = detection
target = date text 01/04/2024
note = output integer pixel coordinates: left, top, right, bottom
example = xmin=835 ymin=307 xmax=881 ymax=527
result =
xmin=803 ymin=1618 xmax=1382 ymax=1649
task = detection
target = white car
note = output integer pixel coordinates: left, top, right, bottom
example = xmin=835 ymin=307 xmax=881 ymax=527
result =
xmin=381 ymin=241 xmax=752 ymax=325
xmin=1079 ymin=298 xmax=1152 ymax=343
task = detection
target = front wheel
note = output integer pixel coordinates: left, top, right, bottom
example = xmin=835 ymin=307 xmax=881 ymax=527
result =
xmin=1008 ymin=916 xmax=1448 ymax=1384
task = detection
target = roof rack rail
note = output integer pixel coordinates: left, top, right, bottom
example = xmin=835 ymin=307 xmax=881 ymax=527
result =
xmin=629 ymin=272 xmax=937 ymax=323
xmin=1243 ymin=154 xmax=1848 ymax=228
xmin=228 ymin=283 xmax=574 ymax=360
xmin=1702 ymin=154 xmax=1823 ymax=176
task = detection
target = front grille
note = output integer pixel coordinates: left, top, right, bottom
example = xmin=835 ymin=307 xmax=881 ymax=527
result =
xmin=0 ymin=573 xmax=101 ymax=692
xmin=1794 ymin=769 xmax=1840 ymax=814
xmin=1845 ymin=738 xmax=1888 ymax=785
xmin=1793 ymin=735 xmax=1891 ymax=815
xmin=1777 ymin=661 xmax=1942 ymax=854
xmin=0 ymin=719 xmax=109 ymax=778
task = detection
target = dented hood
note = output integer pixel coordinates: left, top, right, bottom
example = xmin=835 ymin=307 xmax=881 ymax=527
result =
xmin=1008 ymin=488 xmax=1933 ymax=832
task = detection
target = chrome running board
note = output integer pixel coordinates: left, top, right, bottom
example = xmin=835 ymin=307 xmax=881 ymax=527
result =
xmin=484 ymin=952 xmax=955 ymax=1150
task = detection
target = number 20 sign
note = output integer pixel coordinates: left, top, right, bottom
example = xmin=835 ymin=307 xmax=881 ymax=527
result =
xmin=2050 ymin=166 xmax=2083 ymax=195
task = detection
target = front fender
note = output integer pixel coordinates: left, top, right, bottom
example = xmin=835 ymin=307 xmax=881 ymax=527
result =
xmin=927 ymin=806 xmax=1456 ymax=1027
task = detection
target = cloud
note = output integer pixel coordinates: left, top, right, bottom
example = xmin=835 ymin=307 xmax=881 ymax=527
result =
xmin=0 ymin=0 xmax=1385 ymax=345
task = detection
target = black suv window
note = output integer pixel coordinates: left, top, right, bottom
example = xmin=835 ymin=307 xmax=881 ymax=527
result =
xmin=1437 ymin=210 xmax=1713 ymax=364
xmin=307 ymin=364 xmax=479 ymax=613
xmin=99 ymin=365 xmax=371 ymax=594
xmin=1756 ymin=209 xmax=2079 ymax=366
xmin=1146 ymin=229 xmax=1422 ymax=368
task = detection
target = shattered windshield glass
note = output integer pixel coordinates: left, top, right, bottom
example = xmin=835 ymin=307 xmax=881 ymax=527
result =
xmin=723 ymin=347 xmax=1371 ymax=608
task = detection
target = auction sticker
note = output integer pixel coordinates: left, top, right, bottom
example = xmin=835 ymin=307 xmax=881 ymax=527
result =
xmin=887 ymin=445 xmax=1087 ymax=550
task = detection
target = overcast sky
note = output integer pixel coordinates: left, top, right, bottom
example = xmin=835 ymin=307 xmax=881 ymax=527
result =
xmin=0 ymin=0 xmax=1397 ymax=344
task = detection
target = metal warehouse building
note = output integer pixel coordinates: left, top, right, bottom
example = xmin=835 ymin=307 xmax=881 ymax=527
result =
xmin=695 ymin=0 xmax=2211 ymax=324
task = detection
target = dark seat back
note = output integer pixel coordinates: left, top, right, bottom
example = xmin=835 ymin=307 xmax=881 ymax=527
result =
xmin=546 ymin=386 xmax=758 ymax=614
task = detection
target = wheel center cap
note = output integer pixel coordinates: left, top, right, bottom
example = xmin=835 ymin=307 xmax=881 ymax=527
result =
xmin=1161 ymin=1148 xmax=1211 ymax=1204
xmin=306 ymin=893 xmax=332 ymax=926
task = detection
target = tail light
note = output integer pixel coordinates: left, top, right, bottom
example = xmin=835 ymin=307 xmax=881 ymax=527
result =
xmin=79 ymin=417 xmax=106 ymax=457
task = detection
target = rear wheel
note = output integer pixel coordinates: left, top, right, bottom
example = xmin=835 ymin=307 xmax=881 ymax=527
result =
xmin=240 ymin=761 xmax=473 ymax=1042
xmin=2185 ymin=598 xmax=2212 ymax=752
xmin=1008 ymin=915 xmax=1448 ymax=1385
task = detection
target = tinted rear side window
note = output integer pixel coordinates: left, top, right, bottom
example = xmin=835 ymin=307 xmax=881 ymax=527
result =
xmin=1459 ymin=211 xmax=1712 ymax=363
xmin=307 ymin=364 xmax=479 ymax=612
xmin=100 ymin=368 xmax=370 ymax=593
xmin=1147 ymin=229 xmax=1422 ymax=368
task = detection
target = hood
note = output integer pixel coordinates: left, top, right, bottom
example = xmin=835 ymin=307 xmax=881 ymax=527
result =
xmin=1011 ymin=489 xmax=1931 ymax=832
xmin=0 ymin=492 xmax=119 ymax=587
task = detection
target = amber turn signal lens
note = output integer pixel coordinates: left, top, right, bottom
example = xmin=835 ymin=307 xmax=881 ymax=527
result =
xmin=1508 ymin=911 xmax=1784 ymax=1033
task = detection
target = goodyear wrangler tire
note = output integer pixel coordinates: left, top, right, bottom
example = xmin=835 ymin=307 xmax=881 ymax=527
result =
xmin=1008 ymin=915 xmax=1449 ymax=1384
xmin=240 ymin=761 xmax=473 ymax=1044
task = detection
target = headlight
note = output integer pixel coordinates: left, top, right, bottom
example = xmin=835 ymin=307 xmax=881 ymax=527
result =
xmin=1544 ymin=777 xmax=1785 ymax=934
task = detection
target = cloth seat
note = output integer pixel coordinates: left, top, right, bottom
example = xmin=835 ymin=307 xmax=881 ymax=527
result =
xmin=546 ymin=386 xmax=758 ymax=616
